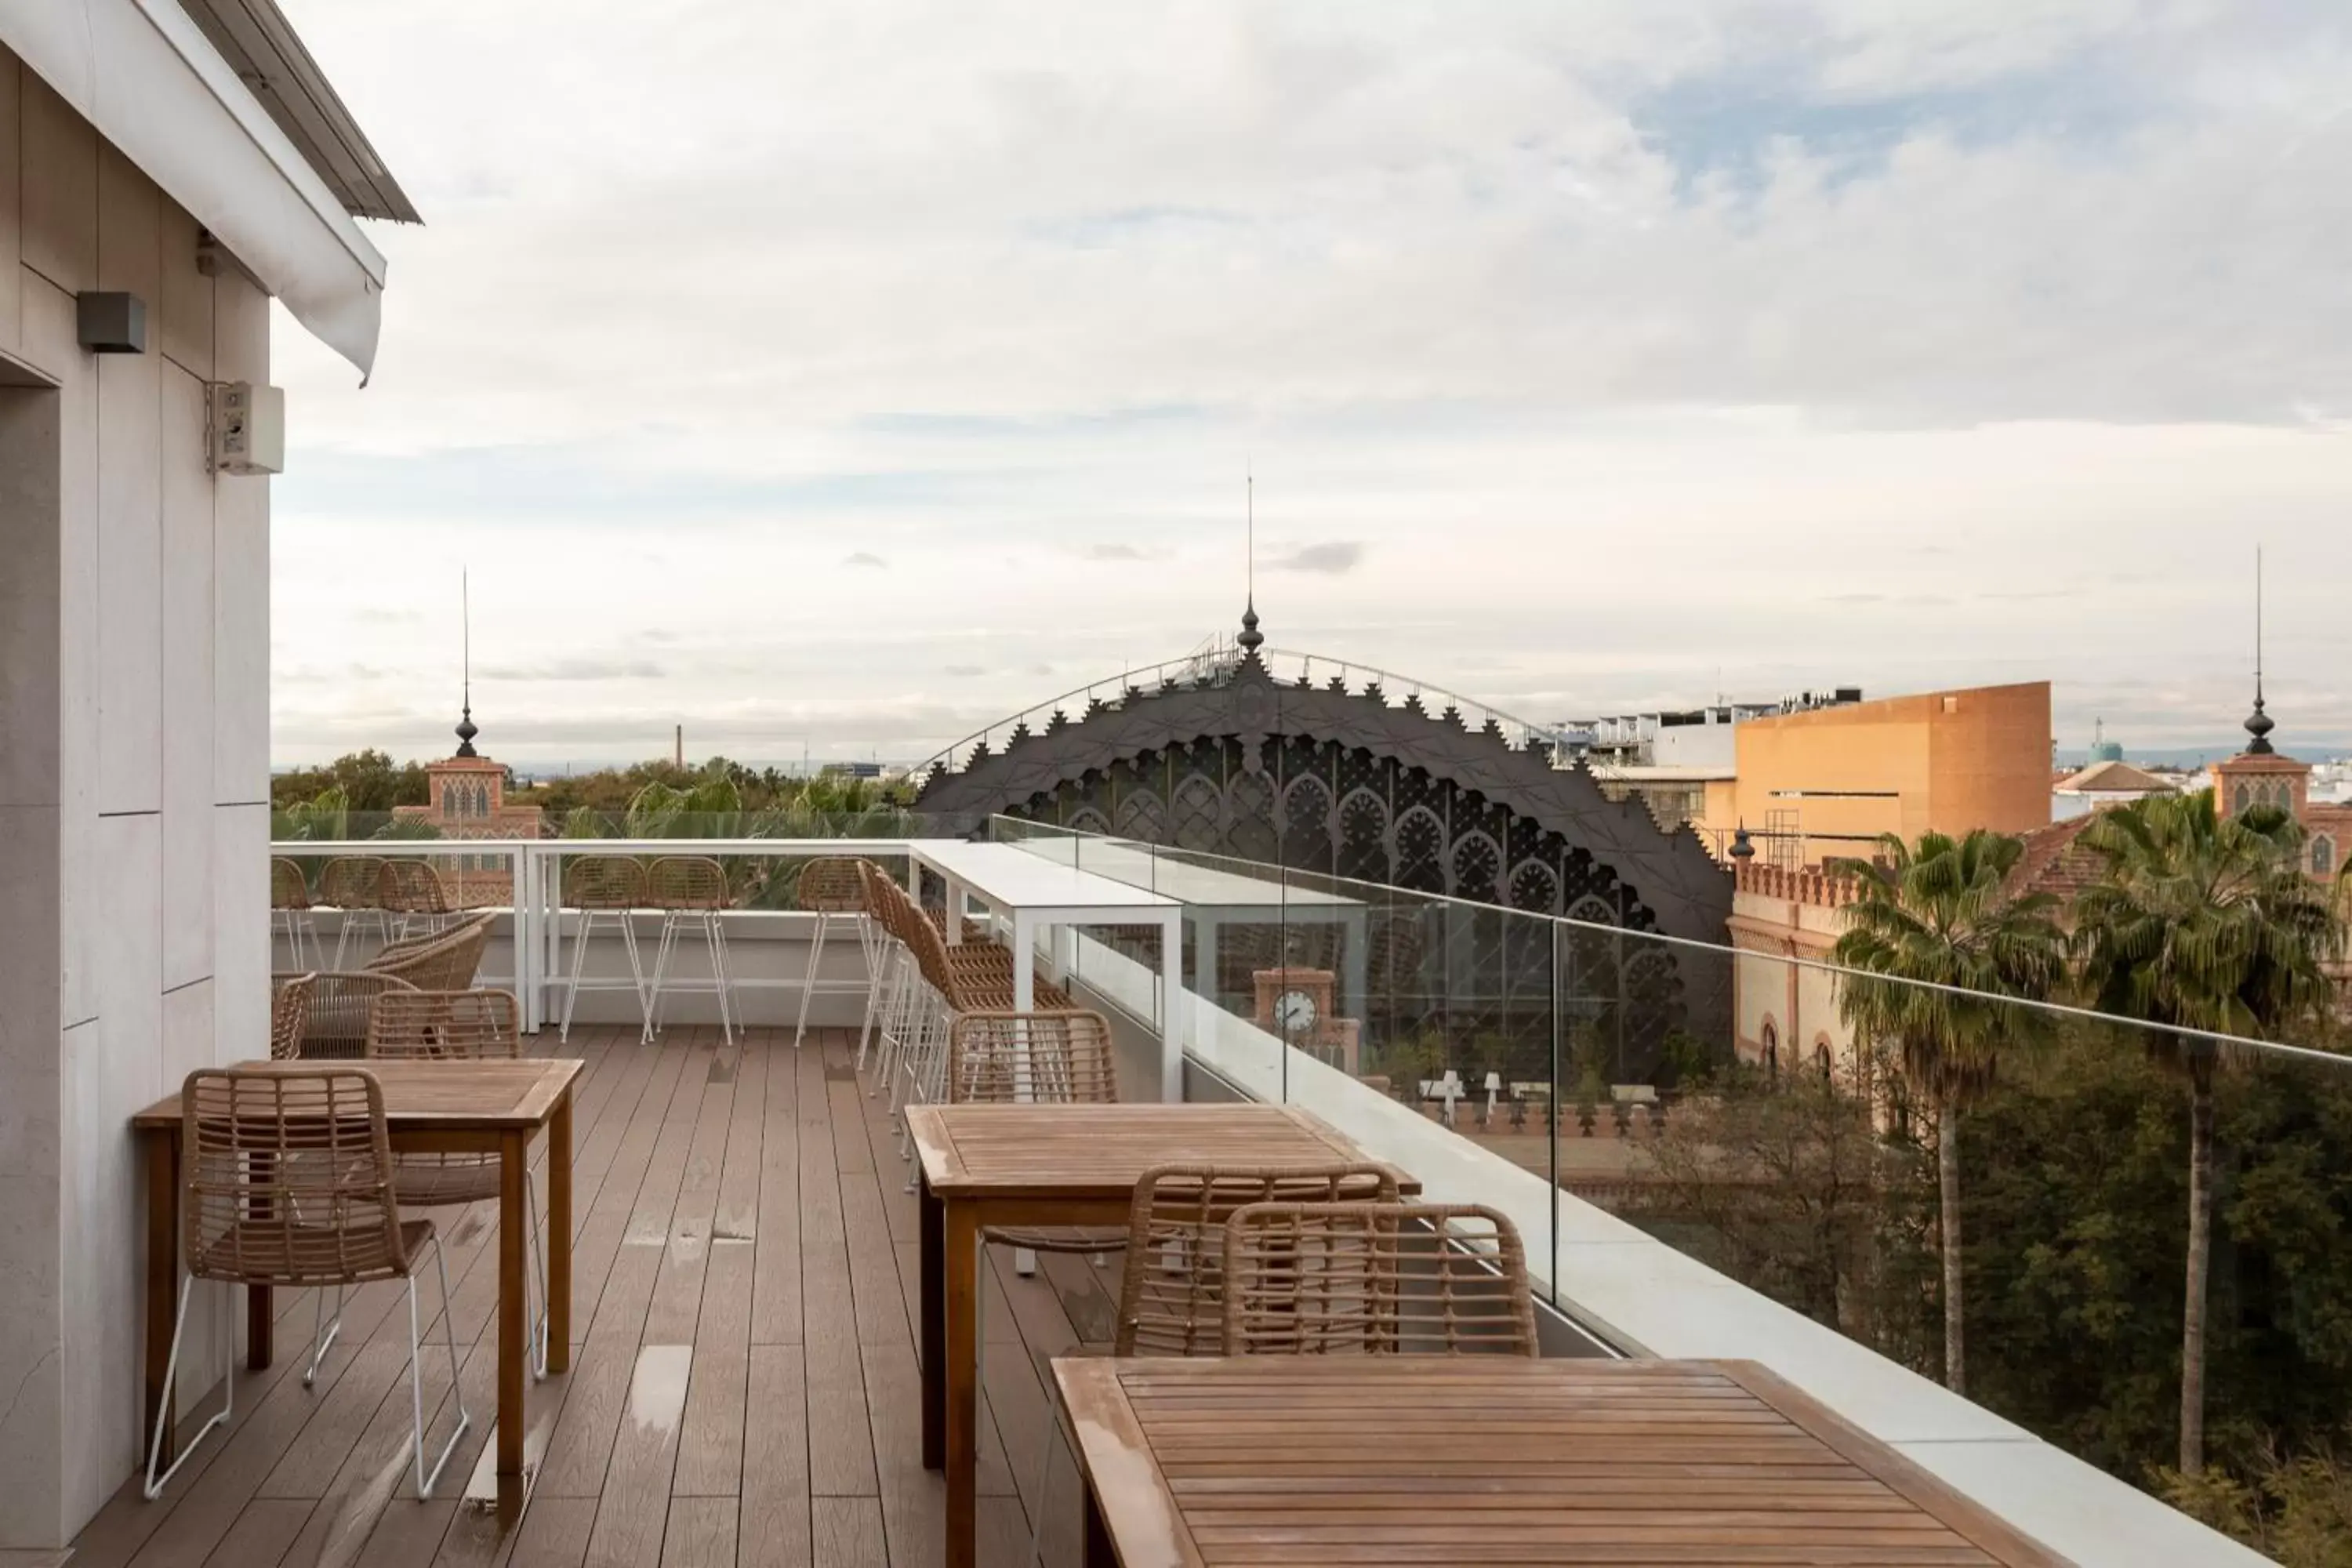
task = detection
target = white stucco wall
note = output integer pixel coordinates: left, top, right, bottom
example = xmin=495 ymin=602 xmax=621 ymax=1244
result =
xmin=0 ymin=45 xmax=272 ymax=1547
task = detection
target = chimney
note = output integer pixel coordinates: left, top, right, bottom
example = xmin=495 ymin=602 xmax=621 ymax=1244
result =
xmin=674 ymin=724 xmax=683 ymax=768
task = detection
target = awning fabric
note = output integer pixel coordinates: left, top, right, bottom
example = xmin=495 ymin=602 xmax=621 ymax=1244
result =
xmin=1 ymin=0 xmax=389 ymax=378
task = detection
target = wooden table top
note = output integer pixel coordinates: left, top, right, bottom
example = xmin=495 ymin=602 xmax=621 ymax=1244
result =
xmin=131 ymin=1058 xmax=583 ymax=1132
xmin=1053 ymin=1356 xmax=2071 ymax=1568
xmin=904 ymin=1103 xmax=1417 ymax=1201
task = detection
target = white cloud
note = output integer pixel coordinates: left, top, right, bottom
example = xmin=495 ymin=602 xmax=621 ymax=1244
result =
xmin=267 ymin=0 xmax=2352 ymax=764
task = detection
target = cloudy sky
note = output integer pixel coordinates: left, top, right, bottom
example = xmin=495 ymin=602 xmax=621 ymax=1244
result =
xmin=269 ymin=0 xmax=2352 ymax=768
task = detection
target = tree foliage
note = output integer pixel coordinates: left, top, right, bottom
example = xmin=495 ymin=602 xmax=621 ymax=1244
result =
xmin=270 ymin=750 xmax=429 ymax=814
xmin=1828 ymin=828 xmax=2066 ymax=1393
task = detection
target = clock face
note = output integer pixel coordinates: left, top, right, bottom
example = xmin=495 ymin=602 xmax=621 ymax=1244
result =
xmin=1274 ymin=989 xmax=1319 ymax=1033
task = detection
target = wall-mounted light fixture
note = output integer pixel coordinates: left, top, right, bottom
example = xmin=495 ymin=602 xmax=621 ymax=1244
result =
xmin=77 ymin=292 xmax=147 ymax=354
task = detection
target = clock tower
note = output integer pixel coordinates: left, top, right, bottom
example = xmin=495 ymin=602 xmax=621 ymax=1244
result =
xmin=1250 ymin=967 xmax=1362 ymax=1074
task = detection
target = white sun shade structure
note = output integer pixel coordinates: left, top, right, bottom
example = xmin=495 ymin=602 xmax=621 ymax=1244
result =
xmin=1 ymin=0 xmax=405 ymax=377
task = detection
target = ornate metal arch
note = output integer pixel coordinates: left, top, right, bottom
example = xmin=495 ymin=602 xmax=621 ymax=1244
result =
xmin=915 ymin=645 xmax=1733 ymax=1071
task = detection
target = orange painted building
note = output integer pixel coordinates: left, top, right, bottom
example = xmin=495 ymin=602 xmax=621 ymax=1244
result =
xmin=1701 ymin=681 xmax=2052 ymax=866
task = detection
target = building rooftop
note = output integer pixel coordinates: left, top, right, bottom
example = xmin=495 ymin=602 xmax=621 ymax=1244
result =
xmin=2055 ymin=759 xmax=2176 ymax=795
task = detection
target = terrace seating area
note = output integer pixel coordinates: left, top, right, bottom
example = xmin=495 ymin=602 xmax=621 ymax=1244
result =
xmin=76 ymin=839 xmax=2244 ymax=1567
xmin=71 ymin=1023 xmax=1120 ymax=1567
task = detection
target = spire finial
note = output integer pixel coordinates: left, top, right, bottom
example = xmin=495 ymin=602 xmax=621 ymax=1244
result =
xmin=455 ymin=568 xmax=479 ymax=757
xmin=2243 ymin=545 xmax=2274 ymax=754
xmin=1236 ymin=469 xmax=1264 ymax=652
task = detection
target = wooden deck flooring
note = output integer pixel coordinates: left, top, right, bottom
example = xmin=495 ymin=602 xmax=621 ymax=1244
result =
xmin=61 ymin=1027 xmax=1107 ymax=1568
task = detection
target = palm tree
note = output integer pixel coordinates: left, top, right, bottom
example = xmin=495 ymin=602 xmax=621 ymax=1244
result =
xmin=1831 ymin=829 xmax=2065 ymax=1396
xmin=2073 ymin=789 xmax=2341 ymax=1476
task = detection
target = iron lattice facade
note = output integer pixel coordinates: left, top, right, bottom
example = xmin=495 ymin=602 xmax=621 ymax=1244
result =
xmin=916 ymin=651 xmax=1734 ymax=1085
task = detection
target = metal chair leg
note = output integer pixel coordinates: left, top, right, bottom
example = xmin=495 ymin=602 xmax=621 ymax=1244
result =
xmin=855 ymin=921 xmax=887 ymax=1072
xmin=302 ymin=1280 xmax=344 ymax=1386
xmin=707 ymin=913 xmax=735 ymax=1045
xmin=559 ymin=908 xmax=593 ymax=1043
xmin=143 ymin=1276 xmax=234 ymax=1500
xmin=648 ymin=915 xmax=680 ymax=1039
xmin=616 ymin=911 xmax=651 ymax=1040
xmin=795 ymin=911 xmax=827 ymax=1051
xmin=528 ymin=1167 xmax=550 ymax=1381
xmin=409 ymin=1235 xmax=471 ymax=1498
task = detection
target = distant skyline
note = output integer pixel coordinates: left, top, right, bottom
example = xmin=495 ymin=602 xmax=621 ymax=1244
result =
xmin=269 ymin=1 xmax=2352 ymax=767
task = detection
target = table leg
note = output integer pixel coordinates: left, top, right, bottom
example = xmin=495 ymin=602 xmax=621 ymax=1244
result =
xmin=945 ymin=1198 xmax=979 ymax=1568
xmin=499 ymin=1130 xmax=527 ymax=1475
xmin=143 ymin=1128 xmax=179 ymax=1456
xmin=247 ymin=1285 xmax=272 ymax=1369
xmin=1083 ymin=1478 xmax=1116 ymax=1568
xmin=548 ymin=1090 xmax=573 ymax=1374
xmin=246 ymin=1149 xmax=273 ymax=1369
xmin=919 ymin=1172 xmax=944 ymax=1469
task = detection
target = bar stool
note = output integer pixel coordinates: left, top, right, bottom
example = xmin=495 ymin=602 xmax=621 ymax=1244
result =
xmin=379 ymin=858 xmax=452 ymax=941
xmin=559 ymin=855 xmax=654 ymax=1044
xmin=319 ymin=855 xmax=391 ymax=967
xmin=270 ymin=857 xmax=318 ymax=969
xmin=793 ymin=855 xmax=877 ymax=1051
xmin=646 ymin=856 xmax=736 ymax=1044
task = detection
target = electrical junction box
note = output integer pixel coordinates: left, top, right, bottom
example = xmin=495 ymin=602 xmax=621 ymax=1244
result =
xmin=209 ymin=381 xmax=285 ymax=475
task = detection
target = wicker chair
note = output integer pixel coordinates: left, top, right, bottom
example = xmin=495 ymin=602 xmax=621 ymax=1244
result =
xmin=366 ymin=911 xmax=495 ymax=992
xmin=1020 ymin=1161 xmax=1402 ymax=1563
xmin=866 ymin=870 xmax=1077 ymax=1157
xmin=793 ymin=855 xmax=876 ymax=1051
xmin=1116 ymin=1164 xmax=1403 ymax=1356
xmin=144 ymin=1067 xmax=469 ymax=1500
xmin=318 ymin=855 xmax=392 ymax=967
xmin=1221 ymin=1201 xmax=1539 ymax=1358
xmin=378 ymin=858 xmax=452 ymax=940
xmin=367 ymin=989 xmax=548 ymax=1377
xmin=270 ymin=973 xmax=315 ymax=1060
xmin=558 ymin=855 xmax=652 ymax=1044
xmin=285 ymin=971 xmax=422 ymax=1058
xmin=270 ymin=857 xmax=318 ymax=970
xmin=646 ymin=856 xmax=737 ymax=1043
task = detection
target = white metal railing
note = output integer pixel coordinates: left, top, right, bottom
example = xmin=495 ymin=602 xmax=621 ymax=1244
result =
xmin=273 ymin=837 xmax=927 ymax=1033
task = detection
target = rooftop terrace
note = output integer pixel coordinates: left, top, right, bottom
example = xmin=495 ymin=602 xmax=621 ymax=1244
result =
xmin=66 ymin=1025 xmax=1105 ymax=1568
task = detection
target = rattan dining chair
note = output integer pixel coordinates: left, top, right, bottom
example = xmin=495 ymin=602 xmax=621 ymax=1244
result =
xmin=1021 ymin=1161 xmax=1403 ymax=1565
xmin=318 ymin=856 xmax=393 ymax=967
xmin=144 ymin=1067 xmax=469 ymax=1501
xmin=270 ymin=974 xmax=315 ymax=1061
xmin=367 ymin=910 xmax=496 ymax=989
xmin=1220 ymin=1201 xmax=1539 ymax=1357
xmin=949 ymin=1012 xmax=1129 ymax=1403
xmin=793 ymin=856 xmax=874 ymax=1051
xmin=646 ymin=856 xmax=737 ymax=1044
xmin=270 ymin=858 xmax=319 ymax=970
xmin=558 ymin=855 xmax=653 ymax=1044
xmin=367 ymin=989 xmax=549 ymax=1378
xmin=285 ymin=971 xmax=421 ymax=1058
xmin=378 ymin=858 xmax=453 ymax=940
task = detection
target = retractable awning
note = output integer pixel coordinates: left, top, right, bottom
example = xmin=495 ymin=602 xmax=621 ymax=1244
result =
xmin=1 ymin=0 xmax=404 ymax=378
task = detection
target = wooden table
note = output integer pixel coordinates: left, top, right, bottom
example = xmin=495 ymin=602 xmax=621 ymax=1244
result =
xmin=132 ymin=1058 xmax=581 ymax=1483
xmin=1054 ymin=1356 xmax=2074 ymax=1567
xmin=906 ymin=1102 xmax=1418 ymax=1568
